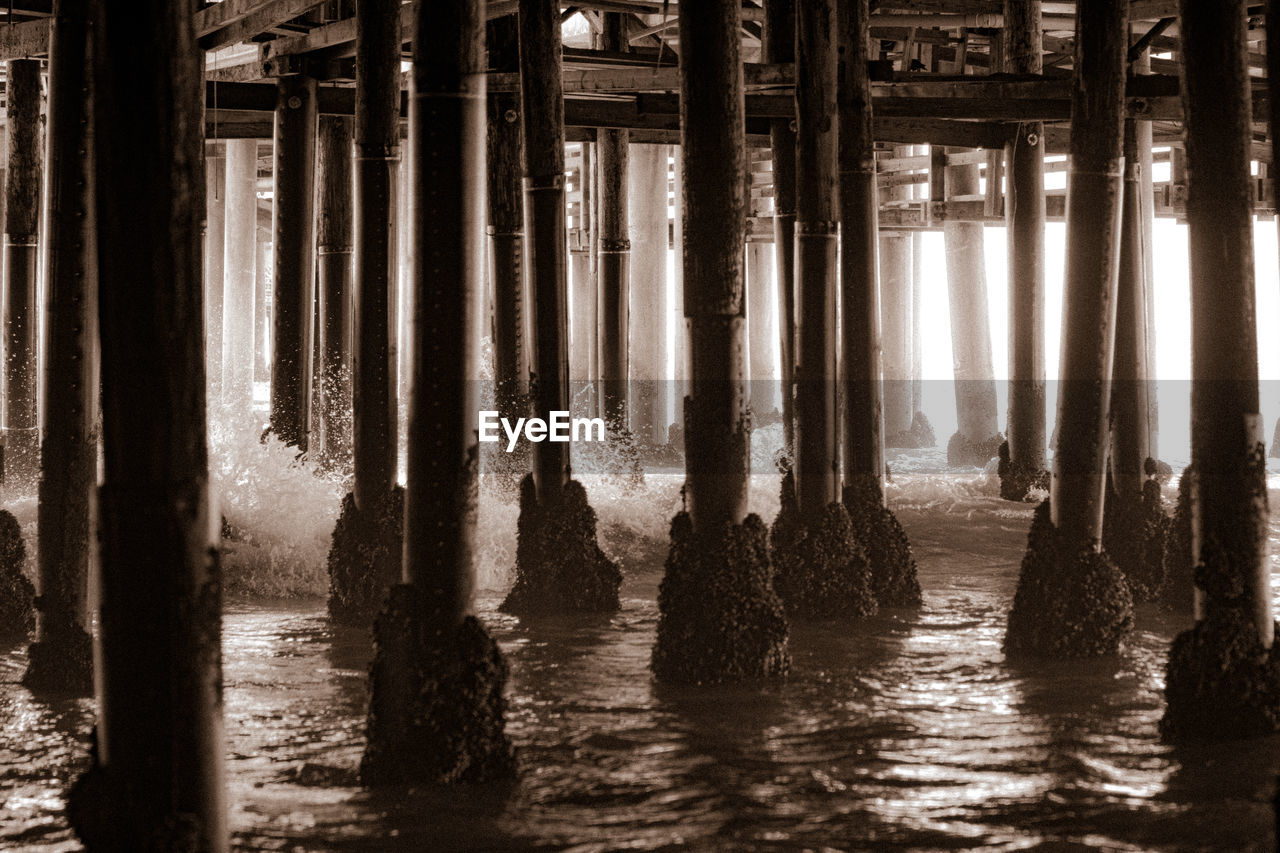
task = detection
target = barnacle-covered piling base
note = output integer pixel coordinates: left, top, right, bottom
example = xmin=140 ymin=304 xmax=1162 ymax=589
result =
xmin=327 ymin=487 xmax=405 ymax=625
xmin=1161 ymin=466 xmax=1195 ymax=613
xmin=886 ymin=411 xmax=936 ymax=449
xmin=1004 ymin=500 xmax=1134 ymax=657
xmin=0 ymin=510 xmax=34 ymax=644
xmin=1102 ymin=474 xmax=1170 ymax=604
xmin=361 ymin=585 xmax=516 ymax=785
xmin=500 ymin=475 xmax=621 ymax=614
xmin=770 ymin=469 xmax=877 ymax=619
xmin=20 ymin=502 xmax=91 ymax=692
xmin=68 ymin=744 xmax=206 ymax=853
xmin=1162 ymin=611 xmax=1280 ymax=742
xmin=23 ymin=622 xmax=92 ymax=695
xmin=843 ymin=475 xmax=923 ymax=608
xmin=946 ymin=430 xmax=1004 ymax=468
xmin=997 ymin=439 xmax=1050 ymax=502
xmin=651 ymin=512 xmax=790 ymax=684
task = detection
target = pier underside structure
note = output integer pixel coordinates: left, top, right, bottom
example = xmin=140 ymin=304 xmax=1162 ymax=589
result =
xmin=0 ymin=3 xmax=1277 ymax=848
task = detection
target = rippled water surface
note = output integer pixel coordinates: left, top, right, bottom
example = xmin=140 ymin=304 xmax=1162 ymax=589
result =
xmin=4 ymin=447 xmax=1280 ymax=851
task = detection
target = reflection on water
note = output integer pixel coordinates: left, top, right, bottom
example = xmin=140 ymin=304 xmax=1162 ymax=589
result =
xmin=3 ymin=446 xmax=1280 ymax=851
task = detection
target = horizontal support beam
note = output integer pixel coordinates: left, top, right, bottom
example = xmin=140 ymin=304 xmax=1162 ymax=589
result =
xmin=0 ymin=17 xmax=48 ymax=61
xmin=198 ymin=0 xmax=324 ymax=52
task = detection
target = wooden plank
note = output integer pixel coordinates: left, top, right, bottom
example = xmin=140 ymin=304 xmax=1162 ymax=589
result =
xmin=195 ymin=0 xmax=276 ymax=38
xmin=199 ymin=0 xmax=323 ymax=51
xmin=0 ymin=18 xmax=49 ymax=60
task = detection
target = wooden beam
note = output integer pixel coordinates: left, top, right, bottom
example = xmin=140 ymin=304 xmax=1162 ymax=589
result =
xmin=198 ymin=0 xmax=324 ymax=52
xmin=195 ymin=0 xmax=278 ymax=38
xmin=0 ymin=18 xmax=50 ymax=61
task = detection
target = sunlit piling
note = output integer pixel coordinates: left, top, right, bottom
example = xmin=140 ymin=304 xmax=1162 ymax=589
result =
xmin=942 ymin=149 xmax=1003 ymax=468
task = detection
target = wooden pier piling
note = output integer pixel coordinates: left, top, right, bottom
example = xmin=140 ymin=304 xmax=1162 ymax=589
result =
xmin=24 ymin=0 xmax=95 ymax=696
xmin=71 ymin=1 xmax=227 ymax=845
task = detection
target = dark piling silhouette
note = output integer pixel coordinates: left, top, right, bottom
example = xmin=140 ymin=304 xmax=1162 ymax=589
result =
xmin=836 ymin=0 xmax=921 ymax=609
xmin=362 ymin=0 xmax=514 ymax=785
xmin=25 ymin=0 xmax=96 ymax=695
xmin=1162 ymin=0 xmax=1280 ymax=741
xmin=1004 ymin=0 xmax=1133 ymax=657
xmin=69 ymin=1 xmax=228 ymax=845
xmin=503 ymin=0 xmax=620 ymax=615
xmin=651 ymin=0 xmax=790 ymax=684
xmin=1000 ymin=0 xmax=1049 ymax=500
xmin=327 ymin=0 xmax=403 ymax=625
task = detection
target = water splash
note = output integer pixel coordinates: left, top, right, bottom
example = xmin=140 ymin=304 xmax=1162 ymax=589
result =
xmin=208 ymin=401 xmax=342 ymax=597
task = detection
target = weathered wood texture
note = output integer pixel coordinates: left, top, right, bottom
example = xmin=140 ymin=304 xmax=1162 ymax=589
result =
xmin=270 ymin=74 xmax=317 ymax=451
xmin=352 ymin=0 xmax=400 ymax=511
xmin=764 ymin=0 xmax=797 ymax=451
xmin=681 ymin=0 xmax=750 ymax=530
xmin=487 ymin=15 xmax=528 ymax=422
xmin=1050 ymin=0 xmax=1128 ymax=548
xmin=1181 ymin=0 xmax=1272 ymax=641
xmin=316 ymin=116 xmax=353 ymax=469
xmin=519 ymin=0 xmax=571 ymax=502
xmin=597 ymin=123 xmax=629 ymax=428
xmin=839 ymin=0 xmax=883 ymax=487
xmin=4 ymin=59 xmax=41 ymax=488
xmin=403 ymin=0 xmax=485 ymax=608
xmin=793 ymin=0 xmax=840 ymax=516
xmin=1003 ymin=0 xmax=1048 ymax=481
xmin=1109 ymin=118 xmax=1151 ymax=496
xmin=26 ymin=0 xmax=95 ymax=695
xmin=86 ymin=0 xmax=228 ymax=847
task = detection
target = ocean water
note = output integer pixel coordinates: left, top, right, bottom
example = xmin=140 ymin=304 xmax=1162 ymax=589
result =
xmin=3 ymin=417 xmax=1279 ymax=851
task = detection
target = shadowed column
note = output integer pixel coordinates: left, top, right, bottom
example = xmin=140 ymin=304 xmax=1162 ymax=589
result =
xmin=651 ymin=0 xmax=789 ymax=685
xmin=1162 ymin=0 xmax=1280 ymax=741
xmin=69 ymin=1 xmax=227 ymax=847
xmin=269 ymin=74 xmax=317 ymax=451
xmin=3 ymin=59 xmax=42 ymax=490
xmin=326 ymin=0 xmax=404 ymax=625
xmin=24 ymin=0 xmax=95 ymax=696
xmin=1004 ymin=0 xmax=1133 ymax=659
xmin=361 ymin=0 xmax=515 ymax=785
xmin=791 ymin=0 xmax=840 ymax=518
xmin=487 ymin=16 xmax=528 ymax=430
xmin=597 ymin=16 xmax=630 ymax=436
xmin=500 ymin=0 xmax=620 ymax=615
xmin=999 ymin=0 xmax=1049 ymax=500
